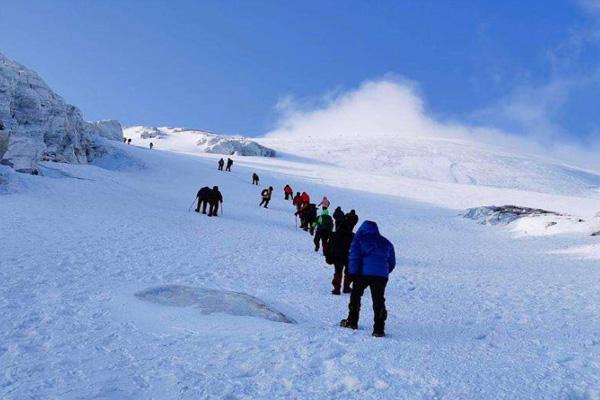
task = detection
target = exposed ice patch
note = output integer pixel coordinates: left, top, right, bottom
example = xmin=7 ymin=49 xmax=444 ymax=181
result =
xmin=135 ymin=285 xmax=295 ymax=323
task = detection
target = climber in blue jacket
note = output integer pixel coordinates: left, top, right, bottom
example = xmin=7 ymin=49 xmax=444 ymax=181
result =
xmin=340 ymin=220 xmax=396 ymax=337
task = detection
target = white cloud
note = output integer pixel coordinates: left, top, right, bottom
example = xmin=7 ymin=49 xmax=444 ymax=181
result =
xmin=267 ymin=77 xmax=600 ymax=171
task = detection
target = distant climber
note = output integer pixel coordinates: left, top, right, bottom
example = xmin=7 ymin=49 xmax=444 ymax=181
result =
xmin=340 ymin=221 xmax=395 ymax=337
xmin=319 ymin=196 xmax=331 ymax=210
xmin=293 ymin=192 xmax=303 ymax=211
xmin=149 ymin=142 xmax=154 ymax=149
xmin=218 ymin=158 xmax=225 ymax=171
xmin=313 ymin=208 xmax=334 ymax=255
xmin=345 ymin=209 xmax=359 ymax=231
xmin=252 ymin=173 xmax=260 ymax=185
xmin=260 ymin=186 xmax=274 ymax=208
xmin=225 ymin=158 xmax=233 ymax=172
xmin=296 ymin=202 xmax=317 ymax=234
xmin=284 ymin=185 xmax=293 ymax=200
xmin=326 ymin=220 xmax=354 ymax=295
xmin=127 ymin=138 xmax=132 ymax=144
xmin=301 ymin=192 xmax=310 ymax=206
xmin=195 ymin=186 xmax=211 ymax=214
xmin=123 ymin=137 xmax=127 ymax=143
xmin=207 ymin=186 xmax=223 ymax=217
xmin=333 ymin=206 xmax=345 ymax=231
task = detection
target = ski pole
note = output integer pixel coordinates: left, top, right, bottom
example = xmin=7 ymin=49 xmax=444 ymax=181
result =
xmin=188 ymin=197 xmax=197 ymax=212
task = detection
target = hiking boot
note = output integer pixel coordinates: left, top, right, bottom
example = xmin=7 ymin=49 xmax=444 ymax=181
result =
xmin=340 ymin=319 xmax=358 ymax=330
xmin=331 ymin=289 xmax=341 ymax=295
xmin=342 ymin=287 xmax=352 ymax=294
xmin=372 ymin=331 xmax=385 ymax=338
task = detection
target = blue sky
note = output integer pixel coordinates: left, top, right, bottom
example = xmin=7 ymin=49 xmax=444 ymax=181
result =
xmin=1 ymin=0 xmax=599 ymax=142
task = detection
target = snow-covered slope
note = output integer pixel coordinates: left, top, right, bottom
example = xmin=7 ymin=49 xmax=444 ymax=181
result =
xmin=260 ymin=133 xmax=600 ymax=197
xmin=2 ymin=141 xmax=600 ymax=398
xmin=0 ymin=52 xmax=123 ymax=173
xmin=124 ymin=126 xmax=275 ymax=157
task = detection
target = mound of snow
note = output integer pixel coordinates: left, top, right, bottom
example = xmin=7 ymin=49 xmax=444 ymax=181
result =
xmin=135 ymin=285 xmax=294 ymax=323
xmin=0 ymin=52 xmax=123 ymax=173
xmin=125 ymin=126 xmax=275 ymax=157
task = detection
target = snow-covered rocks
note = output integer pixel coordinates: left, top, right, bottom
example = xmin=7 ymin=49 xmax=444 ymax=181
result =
xmin=135 ymin=285 xmax=294 ymax=323
xmin=463 ymin=205 xmax=559 ymax=225
xmin=0 ymin=52 xmax=123 ymax=173
xmin=464 ymin=205 xmax=600 ymax=238
xmin=125 ymin=126 xmax=276 ymax=157
xmin=90 ymin=120 xmax=123 ymax=142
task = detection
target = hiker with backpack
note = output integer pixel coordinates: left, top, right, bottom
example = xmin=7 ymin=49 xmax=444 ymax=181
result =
xmin=345 ymin=209 xmax=359 ymax=231
xmin=284 ymin=185 xmax=293 ymax=200
xmin=313 ymin=208 xmax=333 ymax=255
xmin=225 ymin=158 xmax=233 ymax=172
xmin=149 ymin=142 xmax=154 ymax=150
xmin=319 ymin=196 xmax=331 ymax=210
xmin=301 ymin=192 xmax=310 ymax=206
xmin=333 ymin=206 xmax=345 ymax=231
xmin=195 ymin=186 xmax=211 ymax=214
xmin=207 ymin=186 xmax=223 ymax=217
xmin=293 ymin=192 xmax=303 ymax=211
xmin=340 ymin=221 xmax=395 ymax=337
xmin=252 ymin=173 xmax=260 ymax=185
xmin=326 ymin=220 xmax=354 ymax=295
xmin=260 ymin=186 xmax=274 ymax=208
xmin=218 ymin=158 xmax=225 ymax=171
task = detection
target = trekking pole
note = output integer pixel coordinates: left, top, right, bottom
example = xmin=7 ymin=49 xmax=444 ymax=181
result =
xmin=188 ymin=197 xmax=197 ymax=212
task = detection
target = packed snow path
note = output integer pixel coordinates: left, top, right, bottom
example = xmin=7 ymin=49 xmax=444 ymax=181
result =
xmin=1 ymin=144 xmax=600 ymax=399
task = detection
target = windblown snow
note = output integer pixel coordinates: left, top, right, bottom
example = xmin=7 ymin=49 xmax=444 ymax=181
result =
xmin=2 ymin=133 xmax=600 ymax=399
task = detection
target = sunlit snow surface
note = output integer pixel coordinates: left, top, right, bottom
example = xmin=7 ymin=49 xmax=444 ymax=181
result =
xmin=2 ymin=138 xmax=600 ymax=399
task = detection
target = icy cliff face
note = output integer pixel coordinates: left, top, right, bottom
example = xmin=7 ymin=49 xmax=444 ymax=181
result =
xmin=124 ymin=126 xmax=275 ymax=157
xmin=0 ymin=52 xmax=122 ymax=173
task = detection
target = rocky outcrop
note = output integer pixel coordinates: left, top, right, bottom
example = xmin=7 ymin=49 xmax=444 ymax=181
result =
xmin=90 ymin=120 xmax=123 ymax=142
xmin=124 ymin=126 xmax=276 ymax=157
xmin=463 ymin=205 xmax=559 ymax=225
xmin=0 ymin=52 xmax=123 ymax=173
xmin=198 ymin=135 xmax=276 ymax=157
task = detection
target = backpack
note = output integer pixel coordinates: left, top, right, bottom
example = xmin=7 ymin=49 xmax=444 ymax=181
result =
xmin=318 ymin=214 xmax=334 ymax=232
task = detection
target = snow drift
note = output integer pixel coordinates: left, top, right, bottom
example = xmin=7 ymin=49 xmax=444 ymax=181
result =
xmin=0 ymin=52 xmax=123 ymax=173
xmin=125 ymin=126 xmax=275 ymax=157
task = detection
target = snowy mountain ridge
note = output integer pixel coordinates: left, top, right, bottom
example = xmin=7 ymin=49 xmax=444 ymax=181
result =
xmin=259 ymin=133 xmax=600 ymax=197
xmin=125 ymin=126 xmax=275 ymax=157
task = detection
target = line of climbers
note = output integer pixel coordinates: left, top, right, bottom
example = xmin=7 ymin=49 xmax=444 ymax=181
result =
xmin=194 ymin=186 xmax=224 ymax=217
xmin=288 ymin=186 xmax=395 ymax=337
xmin=193 ymin=170 xmax=396 ymax=337
xmin=217 ymin=158 xmax=234 ymax=172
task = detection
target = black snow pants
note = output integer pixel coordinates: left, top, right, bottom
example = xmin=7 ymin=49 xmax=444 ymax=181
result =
xmin=259 ymin=198 xmax=271 ymax=208
xmin=313 ymin=230 xmax=330 ymax=255
xmin=347 ymin=276 xmax=388 ymax=334
xmin=196 ymin=198 xmax=208 ymax=214
xmin=208 ymin=202 xmax=220 ymax=217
